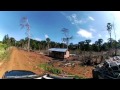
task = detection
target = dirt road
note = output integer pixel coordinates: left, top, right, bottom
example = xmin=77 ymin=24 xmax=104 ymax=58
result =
xmin=0 ymin=47 xmax=51 ymax=78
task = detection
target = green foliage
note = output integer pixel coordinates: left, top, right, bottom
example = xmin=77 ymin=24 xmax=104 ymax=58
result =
xmin=0 ymin=43 xmax=8 ymax=50
xmin=39 ymin=63 xmax=62 ymax=74
xmin=2 ymin=34 xmax=16 ymax=46
xmin=2 ymin=34 xmax=120 ymax=54
xmin=48 ymin=67 xmax=61 ymax=74
xmin=73 ymin=75 xmax=85 ymax=79
xmin=0 ymin=43 xmax=10 ymax=60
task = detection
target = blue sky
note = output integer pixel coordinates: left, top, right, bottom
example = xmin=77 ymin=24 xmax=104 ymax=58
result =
xmin=0 ymin=11 xmax=120 ymax=44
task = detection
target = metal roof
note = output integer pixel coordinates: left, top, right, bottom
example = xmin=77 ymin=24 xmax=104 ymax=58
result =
xmin=48 ymin=48 xmax=68 ymax=52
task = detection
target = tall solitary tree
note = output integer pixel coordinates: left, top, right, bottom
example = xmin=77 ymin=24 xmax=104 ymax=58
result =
xmin=107 ymin=23 xmax=112 ymax=49
xmin=61 ymin=28 xmax=73 ymax=49
xmin=20 ymin=17 xmax=31 ymax=52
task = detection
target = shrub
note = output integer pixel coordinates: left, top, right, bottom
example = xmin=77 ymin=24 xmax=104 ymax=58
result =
xmin=49 ymin=67 xmax=61 ymax=74
xmin=39 ymin=63 xmax=62 ymax=74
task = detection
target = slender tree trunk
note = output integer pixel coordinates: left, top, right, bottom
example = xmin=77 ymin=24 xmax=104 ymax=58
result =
xmin=110 ymin=33 xmax=113 ymax=56
xmin=28 ymin=29 xmax=30 ymax=52
xmin=114 ymin=33 xmax=117 ymax=56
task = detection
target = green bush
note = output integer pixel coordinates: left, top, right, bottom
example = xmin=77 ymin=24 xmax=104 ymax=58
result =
xmin=39 ymin=63 xmax=62 ymax=74
xmin=0 ymin=43 xmax=9 ymax=60
xmin=49 ymin=67 xmax=61 ymax=74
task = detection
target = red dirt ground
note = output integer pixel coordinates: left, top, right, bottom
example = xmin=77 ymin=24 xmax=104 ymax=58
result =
xmin=0 ymin=47 xmax=94 ymax=78
xmin=0 ymin=47 xmax=51 ymax=78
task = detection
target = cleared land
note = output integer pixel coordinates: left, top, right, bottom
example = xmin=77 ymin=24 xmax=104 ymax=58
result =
xmin=0 ymin=47 xmax=94 ymax=78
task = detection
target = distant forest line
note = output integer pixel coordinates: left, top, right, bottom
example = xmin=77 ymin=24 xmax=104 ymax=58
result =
xmin=1 ymin=34 xmax=120 ymax=53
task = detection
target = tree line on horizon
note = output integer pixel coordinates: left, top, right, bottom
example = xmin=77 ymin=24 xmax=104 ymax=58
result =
xmin=2 ymin=34 xmax=120 ymax=53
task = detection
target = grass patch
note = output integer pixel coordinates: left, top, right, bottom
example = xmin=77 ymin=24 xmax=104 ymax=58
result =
xmin=73 ymin=75 xmax=86 ymax=79
xmin=0 ymin=51 xmax=7 ymax=60
xmin=0 ymin=43 xmax=10 ymax=60
xmin=39 ymin=63 xmax=62 ymax=74
xmin=0 ymin=48 xmax=12 ymax=61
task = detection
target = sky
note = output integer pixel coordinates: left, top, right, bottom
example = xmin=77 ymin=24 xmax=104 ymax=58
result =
xmin=0 ymin=11 xmax=120 ymax=44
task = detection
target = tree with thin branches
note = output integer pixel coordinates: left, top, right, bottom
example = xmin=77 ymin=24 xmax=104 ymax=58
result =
xmin=20 ymin=17 xmax=31 ymax=52
xmin=113 ymin=22 xmax=117 ymax=56
xmin=107 ymin=23 xmax=112 ymax=49
xmin=61 ymin=28 xmax=73 ymax=49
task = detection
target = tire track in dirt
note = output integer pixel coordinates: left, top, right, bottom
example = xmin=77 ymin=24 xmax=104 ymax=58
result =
xmin=0 ymin=48 xmax=27 ymax=78
xmin=0 ymin=47 xmax=46 ymax=78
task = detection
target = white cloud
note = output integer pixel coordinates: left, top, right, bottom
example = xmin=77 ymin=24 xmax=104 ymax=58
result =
xmin=67 ymin=14 xmax=83 ymax=25
xmin=61 ymin=12 xmax=95 ymax=31
xmin=45 ymin=34 xmax=49 ymax=38
xmin=88 ymin=16 xmax=95 ymax=21
xmin=98 ymin=34 xmax=102 ymax=38
xmin=62 ymin=13 xmax=95 ymax=27
xmin=67 ymin=14 xmax=95 ymax=26
xmin=35 ymin=38 xmax=41 ymax=41
xmin=90 ymin=28 xmax=96 ymax=32
xmin=77 ymin=29 xmax=93 ymax=38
